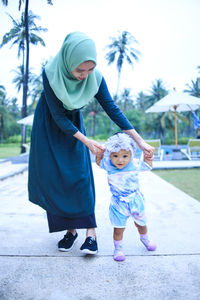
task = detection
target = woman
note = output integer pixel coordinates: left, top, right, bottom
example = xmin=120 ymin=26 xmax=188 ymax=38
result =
xmin=28 ymin=32 xmax=154 ymax=255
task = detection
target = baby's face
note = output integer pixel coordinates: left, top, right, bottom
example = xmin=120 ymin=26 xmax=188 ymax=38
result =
xmin=110 ymin=150 xmax=132 ymax=169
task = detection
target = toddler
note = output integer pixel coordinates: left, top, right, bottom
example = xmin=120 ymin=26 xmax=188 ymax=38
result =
xmin=96 ymin=132 xmax=156 ymax=261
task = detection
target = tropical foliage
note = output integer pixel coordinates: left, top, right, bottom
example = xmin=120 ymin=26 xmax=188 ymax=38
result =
xmin=0 ymin=12 xmax=200 ymax=146
xmin=105 ymin=30 xmax=140 ymax=95
xmin=0 ymin=85 xmax=21 ymax=142
xmin=1 ymin=0 xmax=51 ymax=152
xmin=104 ymin=31 xmax=140 ymax=133
xmin=184 ymin=78 xmax=200 ymax=97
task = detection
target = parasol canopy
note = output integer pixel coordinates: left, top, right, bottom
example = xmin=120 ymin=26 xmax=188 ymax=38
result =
xmin=146 ymin=90 xmax=200 ymax=147
xmin=17 ymin=114 xmax=34 ymax=126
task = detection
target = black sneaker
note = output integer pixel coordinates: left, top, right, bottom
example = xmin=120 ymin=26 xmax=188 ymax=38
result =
xmin=58 ymin=232 xmax=78 ymax=252
xmin=80 ymin=236 xmax=98 ymax=254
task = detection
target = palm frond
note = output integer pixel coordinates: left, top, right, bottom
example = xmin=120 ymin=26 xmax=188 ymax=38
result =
xmin=104 ymin=30 xmax=140 ymax=92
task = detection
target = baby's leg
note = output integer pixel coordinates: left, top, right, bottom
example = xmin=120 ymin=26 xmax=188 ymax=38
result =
xmin=134 ymin=223 xmax=147 ymax=234
xmin=113 ymin=228 xmax=126 ymax=261
xmin=114 ymin=227 xmax=125 ymax=241
xmin=134 ymin=222 xmax=156 ymax=251
xmin=109 ymin=202 xmax=128 ymax=262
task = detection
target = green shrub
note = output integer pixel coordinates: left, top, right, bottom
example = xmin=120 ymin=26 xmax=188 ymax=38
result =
xmin=90 ymin=133 xmax=109 ymax=141
xmin=6 ymin=135 xmax=21 ymax=143
xmin=163 ymin=136 xmax=196 ymax=145
xmin=5 ymin=135 xmax=31 ymax=144
xmin=176 ymin=137 xmax=190 ymax=145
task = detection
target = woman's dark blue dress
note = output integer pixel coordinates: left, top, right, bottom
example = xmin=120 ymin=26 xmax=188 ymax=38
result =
xmin=28 ymin=71 xmax=133 ymax=232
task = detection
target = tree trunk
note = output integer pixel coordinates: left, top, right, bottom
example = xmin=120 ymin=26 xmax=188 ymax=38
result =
xmin=116 ymin=71 xmax=121 ymax=97
xmin=21 ymin=0 xmax=29 ymax=153
xmin=92 ymin=114 xmax=96 ymax=137
xmin=0 ymin=115 xmax=4 ymax=142
xmin=109 ymin=71 xmax=121 ymax=134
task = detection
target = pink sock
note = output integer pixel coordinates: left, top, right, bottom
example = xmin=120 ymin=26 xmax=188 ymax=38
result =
xmin=140 ymin=234 xmax=157 ymax=251
xmin=114 ymin=240 xmax=122 ymax=248
xmin=113 ymin=240 xmax=126 ymax=261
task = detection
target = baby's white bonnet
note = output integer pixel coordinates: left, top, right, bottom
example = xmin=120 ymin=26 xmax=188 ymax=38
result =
xmin=105 ymin=132 xmax=136 ymax=156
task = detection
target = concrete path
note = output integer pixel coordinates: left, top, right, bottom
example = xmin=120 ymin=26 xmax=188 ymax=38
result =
xmin=0 ymin=164 xmax=200 ymax=300
xmin=0 ymin=153 xmax=28 ymax=180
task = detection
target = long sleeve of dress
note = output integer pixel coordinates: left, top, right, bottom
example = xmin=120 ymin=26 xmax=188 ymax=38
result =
xmin=95 ymin=77 xmax=134 ymax=130
xmin=42 ymin=70 xmax=79 ymax=135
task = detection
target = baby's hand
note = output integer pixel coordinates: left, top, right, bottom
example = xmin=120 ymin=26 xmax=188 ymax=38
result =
xmin=96 ymin=154 xmax=104 ymax=166
xmin=96 ymin=145 xmax=106 ymax=166
xmin=96 ymin=152 xmax=104 ymax=159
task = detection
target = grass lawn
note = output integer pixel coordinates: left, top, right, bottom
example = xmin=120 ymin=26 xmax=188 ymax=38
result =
xmin=153 ymin=168 xmax=200 ymax=202
xmin=0 ymin=144 xmax=21 ymax=159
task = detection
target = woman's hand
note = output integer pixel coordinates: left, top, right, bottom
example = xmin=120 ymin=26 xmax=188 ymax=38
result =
xmin=137 ymin=140 xmax=154 ymax=161
xmin=73 ymin=131 xmax=106 ymax=156
xmin=123 ymin=129 xmax=154 ymax=161
xmin=86 ymin=139 xmax=106 ymax=156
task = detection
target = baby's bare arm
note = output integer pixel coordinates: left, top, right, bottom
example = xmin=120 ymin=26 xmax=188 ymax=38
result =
xmin=144 ymin=159 xmax=153 ymax=168
xmin=96 ymin=155 xmax=103 ymax=166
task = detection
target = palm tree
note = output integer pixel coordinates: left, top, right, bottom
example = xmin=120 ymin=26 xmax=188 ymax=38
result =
xmin=28 ymin=60 xmax=48 ymax=113
xmin=1 ymin=10 xmax=47 ymax=152
xmin=29 ymin=73 xmax=43 ymax=112
xmin=12 ymin=65 xmax=36 ymax=93
xmin=105 ymin=31 xmax=140 ymax=96
xmin=1 ymin=0 xmax=8 ymax=5
xmin=147 ymin=79 xmax=168 ymax=108
xmin=119 ymin=88 xmax=134 ymax=112
xmin=0 ymin=85 xmax=7 ymax=141
xmin=184 ymin=79 xmax=200 ymax=98
xmin=1 ymin=13 xmax=25 ymax=56
xmin=146 ymin=79 xmax=169 ymax=140
xmin=2 ymin=0 xmax=52 ymax=152
xmin=1 ymin=1 xmax=53 ymax=9
xmin=105 ymin=31 xmax=140 ymax=133
xmin=83 ymin=98 xmax=104 ymax=137
xmin=1 ymin=10 xmax=47 ymax=107
xmin=136 ymin=91 xmax=149 ymax=112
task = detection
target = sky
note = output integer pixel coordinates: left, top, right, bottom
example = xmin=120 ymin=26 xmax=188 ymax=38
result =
xmin=0 ymin=0 xmax=200 ymax=105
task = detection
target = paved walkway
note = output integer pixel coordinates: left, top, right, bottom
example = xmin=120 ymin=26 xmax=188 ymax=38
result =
xmin=0 ymin=153 xmax=28 ymax=181
xmin=0 ymin=159 xmax=200 ymax=300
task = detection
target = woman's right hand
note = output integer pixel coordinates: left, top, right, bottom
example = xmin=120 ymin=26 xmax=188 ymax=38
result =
xmin=73 ymin=131 xmax=105 ymax=156
xmin=85 ymin=139 xmax=106 ymax=156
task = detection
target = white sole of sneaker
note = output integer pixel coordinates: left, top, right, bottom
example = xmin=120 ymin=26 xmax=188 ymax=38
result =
xmin=80 ymin=249 xmax=98 ymax=255
xmin=58 ymin=237 xmax=78 ymax=252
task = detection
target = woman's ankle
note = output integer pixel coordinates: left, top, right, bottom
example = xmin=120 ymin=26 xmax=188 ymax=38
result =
xmin=86 ymin=228 xmax=96 ymax=239
xmin=67 ymin=229 xmax=76 ymax=236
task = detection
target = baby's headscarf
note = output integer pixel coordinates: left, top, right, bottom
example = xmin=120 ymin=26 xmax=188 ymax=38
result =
xmin=105 ymin=133 xmax=136 ymax=157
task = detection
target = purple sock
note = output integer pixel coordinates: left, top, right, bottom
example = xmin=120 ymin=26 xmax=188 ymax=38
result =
xmin=140 ymin=233 xmax=156 ymax=251
xmin=140 ymin=233 xmax=148 ymax=240
xmin=114 ymin=240 xmax=122 ymax=248
xmin=113 ymin=240 xmax=125 ymax=261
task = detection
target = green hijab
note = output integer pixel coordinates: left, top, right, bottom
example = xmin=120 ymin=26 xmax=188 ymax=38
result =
xmin=45 ymin=32 xmax=102 ymax=110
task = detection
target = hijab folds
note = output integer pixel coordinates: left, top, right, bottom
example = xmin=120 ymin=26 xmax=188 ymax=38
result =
xmin=45 ymin=32 xmax=102 ymax=110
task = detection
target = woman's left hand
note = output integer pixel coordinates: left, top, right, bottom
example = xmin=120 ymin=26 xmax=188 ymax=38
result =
xmin=138 ymin=140 xmax=155 ymax=161
xmin=123 ymin=129 xmax=154 ymax=161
